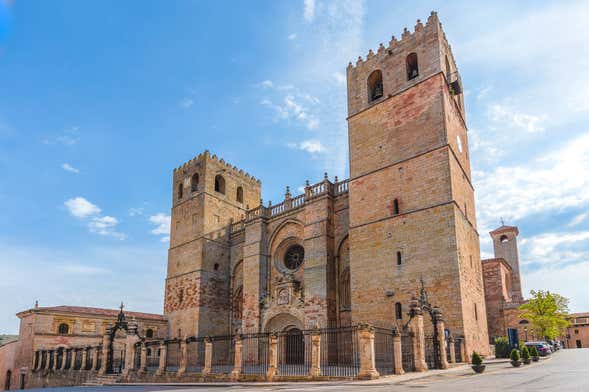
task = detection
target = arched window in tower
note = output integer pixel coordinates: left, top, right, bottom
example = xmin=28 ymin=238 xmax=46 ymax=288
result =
xmin=395 ymin=302 xmax=403 ymax=320
xmin=214 ymin=175 xmax=225 ymax=194
xmin=340 ymin=267 xmax=351 ymax=310
xmin=236 ymin=186 xmax=243 ymax=203
xmin=367 ymin=70 xmax=383 ymax=103
xmin=191 ymin=173 xmax=199 ymax=192
xmin=406 ymin=52 xmax=419 ymax=80
xmin=233 ymin=286 xmax=243 ymax=320
xmin=58 ymin=323 xmax=69 ymax=335
xmin=500 ymin=235 xmax=509 ymax=243
xmin=177 ymin=182 xmax=183 ymax=199
xmin=145 ymin=329 xmax=154 ymax=339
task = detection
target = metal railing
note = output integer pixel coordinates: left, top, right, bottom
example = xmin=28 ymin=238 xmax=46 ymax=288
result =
xmin=241 ymin=333 xmax=269 ymax=375
xmin=319 ymin=326 xmax=360 ymax=377
xmin=374 ymin=327 xmax=395 ymax=375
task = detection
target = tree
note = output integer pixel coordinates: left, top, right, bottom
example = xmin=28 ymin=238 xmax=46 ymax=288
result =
xmin=518 ymin=290 xmax=570 ymax=340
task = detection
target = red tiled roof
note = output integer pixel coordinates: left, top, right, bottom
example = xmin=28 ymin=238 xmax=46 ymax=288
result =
xmin=23 ymin=305 xmax=166 ymax=321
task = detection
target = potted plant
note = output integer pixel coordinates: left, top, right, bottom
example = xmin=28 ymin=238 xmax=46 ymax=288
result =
xmin=530 ymin=346 xmax=539 ymax=362
xmin=471 ymin=352 xmax=485 ymax=373
xmin=521 ymin=346 xmax=531 ymax=364
xmin=510 ymin=348 xmax=521 ymax=367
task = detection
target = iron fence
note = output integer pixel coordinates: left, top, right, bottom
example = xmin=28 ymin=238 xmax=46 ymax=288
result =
xmin=401 ymin=332 xmax=415 ymax=372
xmin=211 ymin=336 xmax=234 ymax=374
xmin=374 ymin=327 xmax=395 ymax=375
xmin=241 ymin=333 xmax=269 ymax=375
xmin=186 ymin=338 xmax=206 ymax=373
xmin=165 ymin=340 xmax=181 ymax=372
xmin=145 ymin=342 xmax=160 ymax=371
xmin=454 ymin=338 xmax=463 ymax=363
xmin=319 ymin=326 xmax=360 ymax=377
xmin=276 ymin=330 xmax=311 ymax=376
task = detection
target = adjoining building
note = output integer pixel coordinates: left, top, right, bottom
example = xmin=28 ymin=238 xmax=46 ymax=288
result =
xmin=564 ymin=313 xmax=589 ymax=349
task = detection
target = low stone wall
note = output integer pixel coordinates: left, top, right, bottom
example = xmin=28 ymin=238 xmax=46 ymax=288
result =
xmin=27 ymin=370 xmax=97 ymax=389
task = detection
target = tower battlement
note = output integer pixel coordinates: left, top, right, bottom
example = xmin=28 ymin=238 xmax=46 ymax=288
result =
xmin=346 ymin=11 xmax=440 ymax=72
xmin=174 ymin=150 xmax=261 ymax=185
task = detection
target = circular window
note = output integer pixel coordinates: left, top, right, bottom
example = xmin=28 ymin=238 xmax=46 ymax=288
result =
xmin=284 ymin=245 xmax=304 ymax=270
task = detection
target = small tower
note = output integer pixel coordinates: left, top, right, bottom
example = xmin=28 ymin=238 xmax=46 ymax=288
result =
xmin=164 ymin=151 xmax=261 ymax=338
xmin=490 ymin=225 xmax=523 ymax=303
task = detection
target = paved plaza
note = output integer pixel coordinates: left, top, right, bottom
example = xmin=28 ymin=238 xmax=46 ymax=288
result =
xmin=22 ymin=349 xmax=589 ymax=392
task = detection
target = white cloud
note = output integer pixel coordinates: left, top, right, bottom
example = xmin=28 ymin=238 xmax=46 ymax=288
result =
xmin=569 ymin=213 xmax=588 ymax=227
xmin=489 ymin=104 xmax=547 ymax=133
xmin=42 ymin=127 xmax=80 ymax=146
xmin=128 ymin=207 xmax=144 ymax=217
xmin=289 ymin=139 xmax=325 ymax=153
xmin=258 ymin=80 xmax=274 ymax=88
xmin=65 ymin=197 xmax=101 ymax=218
xmin=61 ymin=163 xmax=79 ymax=174
xmin=288 ymin=33 xmax=297 ymax=40
xmin=179 ymin=98 xmax=194 ymax=108
xmin=261 ymin=93 xmax=320 ymax=130
xmin=149 ymin=213 xmax=171 ymax=237
xmin=332 ymin=72 xmax=346 ymax=86
xmin=64 ymin=197 xmax=125 ymax=239
xmin=520 ymin=230 xmax=589 ymax=267
xmin=60 ymin=264 xmax=109 ymax=275
xmin=475 ymin=133 xmax=589 ymax=233
xmin=303 ymin=0 xmax=315 ymax=22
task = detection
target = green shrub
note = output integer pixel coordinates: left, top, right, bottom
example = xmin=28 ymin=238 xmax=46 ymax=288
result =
xmin=510 ymin=348 xmax=520 ymax=362
xmin=530 ymin=345 xmax=539 ymax=357
xmin=494 ymin=336 xmax=510 ymax=358
xmin=521 ymin=346 xmax=530 ymax=360
xmin=471 ymin=352 xmax=483 ymax=366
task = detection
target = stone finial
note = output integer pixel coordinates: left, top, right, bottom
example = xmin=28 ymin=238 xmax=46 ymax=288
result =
xmin=285 ymin=186 xmax=291 ymax=198
xmin=347 ymin=61 xmax=353 ymax=69
xmin=34 ymin=300 xmax=39 ymax=309
xmin=305 ymin=179 xmax=310 ymax=186
xmin=402 ymin=27 xmax=410 ymax=39
xmin=389 ymin=35 xmax=397 ymax=48
xmin=427 ymin=10 xmax=439 ymax=25
xmin=415 ymin=19 xmax=423 ymax=31
xmin=324 ymin=172 xmax=328 ymax=181
xmin=334 ymin=176 xmax=339 ymax=183
xmin=367 ymin=49 xmax=375 ymax=59
xmin=356 ymin=56 xmax=363 ymax=66
xmin=377 ymin=43 xmax=385 ymax=54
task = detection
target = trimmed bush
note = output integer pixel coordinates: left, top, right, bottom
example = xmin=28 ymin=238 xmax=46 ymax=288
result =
xmin=471 ymin=352 xmax=483 ymax=366
xmin=494 ymin=337 xmax=510 ymax=358
xmin=530 ymin=345 xmax=539 ymax=358
xmin=521 ymin=346 xmax=530 ymax=360
xmin=510 ymin=348 xmax=520 ymax=362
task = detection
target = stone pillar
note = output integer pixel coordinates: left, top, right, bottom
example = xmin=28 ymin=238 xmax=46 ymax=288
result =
xmin=139 ymin=344 xmax=147 ymax=373
xmin=91 ymin=347 xmax=99 ymax=371
xmin=448 ymin=337 xmax=456 ymax=364
xmin=409 ymin=309 xmax=428 ymax=372
xmin=435 ymin=318 xmax=449 ymax=369
xmin=231 ymin=336 xmax=242 ymax=380
xmin=124 ymin=324 xmax=141 ymax=376
xmin=98 ymin=331 xmax=111 ymax=375
xmin=156 ymin=342 xmax=167 ymax=376
xmin=393 ymin=329 xmax=405 ymax=375
xmin=61 ymin=350 xmax=68 ymax=370
xmin=81 ymin=348 xmax=88 ymax=371
xmin=32 ymin=351 xmax=38 ymax=370
xmin=72 ymin=349 xmax=78 ymax=371
xmin=266 ymin=334 xmax=278 ymax=381
xmin=459 ymin=339 xmax=467 ymax=364
xmin=202 ymin=338 xmax=212 ymax=376
xmin=42 ymin=351 xmax=48 ymax=370
xmin=177 ymin=338 xmax=188 ymax=375
xmin=357 ymin=325 xmax=379 ymax=380
xmin=309 ymin=331 xmax=321 ymax=377
xmin=51 ymin=350 xmax=58 ymax=371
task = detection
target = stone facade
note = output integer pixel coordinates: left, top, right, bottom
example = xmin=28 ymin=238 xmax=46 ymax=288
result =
xmin=163 ymin=12 xmax=490 ymax=356
xmin=0 ymin=306 xmax=166 ymax=390
xmin=564 ymin=313 xmax=589 ymax=349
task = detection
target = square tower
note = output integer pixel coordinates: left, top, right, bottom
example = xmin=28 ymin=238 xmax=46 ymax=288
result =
xmin=346 ymin=12 xmax=489 ymax=355
xmin=164 ymin=151 xmax=261 ymax=338
xmin=489 ymin=225 xmax=523 ymax=303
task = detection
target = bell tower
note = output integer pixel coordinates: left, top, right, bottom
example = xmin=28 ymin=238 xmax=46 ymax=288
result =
xmin=490 ymin=225 xmax=523 ymax=303
xmin=164 ymin=150 xmax=261 ymax=338
xmin=346 ymin=12 xmax=489 ymax=355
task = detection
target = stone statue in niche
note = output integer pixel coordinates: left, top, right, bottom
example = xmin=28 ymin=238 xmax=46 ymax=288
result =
xmin=278 ymin=289 xmax=290 ymax=305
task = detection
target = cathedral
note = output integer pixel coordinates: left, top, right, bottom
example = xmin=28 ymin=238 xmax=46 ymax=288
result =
xmin=1 ymin=11 xmax=541 ymax=389
xmin=163 ymin=11 xmax=489 ymax=356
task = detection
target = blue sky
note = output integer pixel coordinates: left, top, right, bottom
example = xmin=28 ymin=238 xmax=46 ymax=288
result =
xmin=1 ymin=0 xmax=588 ymax=333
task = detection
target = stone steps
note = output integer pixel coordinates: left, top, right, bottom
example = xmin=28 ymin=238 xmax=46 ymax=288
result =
xmin=83 ymin=374 xmax=121 ymax=386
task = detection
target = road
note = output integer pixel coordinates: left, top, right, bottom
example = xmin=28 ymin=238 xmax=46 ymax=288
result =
xmin=27 ymin=348 xmax=589 ymax=392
